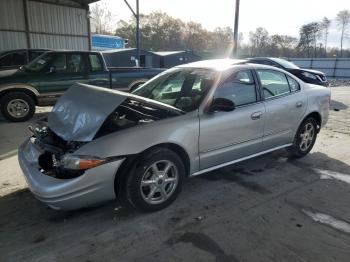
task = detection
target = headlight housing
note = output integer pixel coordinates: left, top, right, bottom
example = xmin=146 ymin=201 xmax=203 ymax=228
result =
xmin=60 ymin=154 xmax=105 ymax=170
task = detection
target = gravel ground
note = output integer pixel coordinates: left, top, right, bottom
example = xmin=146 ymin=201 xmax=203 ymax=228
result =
xmin=0 ymin=87 xmax=350 ymax=262
xmin=328 ymin=79 xmax=350 ymax=87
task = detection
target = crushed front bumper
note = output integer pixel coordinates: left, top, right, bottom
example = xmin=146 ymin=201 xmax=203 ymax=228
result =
xmin=18 ymin=138 xmax=125 ymax=210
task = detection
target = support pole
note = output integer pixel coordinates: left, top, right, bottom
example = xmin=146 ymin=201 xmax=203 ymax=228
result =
xmin=23 ymin=0 xmax=31 ymax=49
xmin=123 ymin=0 xmax=140 ymax=65
xmin=136 ymin=0 xmax=140 ymax=64
xmin=233 ymin=0 xmax=240 ymax=57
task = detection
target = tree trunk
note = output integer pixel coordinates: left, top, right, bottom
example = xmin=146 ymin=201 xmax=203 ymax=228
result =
xmin=324 ymin=31 xmax=328 ymax=58
xmin=340 ymin=26 xmax=344 ymax=57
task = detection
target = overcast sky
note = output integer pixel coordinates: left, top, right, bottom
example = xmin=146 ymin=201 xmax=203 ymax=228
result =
xmin=91 ymin=0 xmax=350 ymax=48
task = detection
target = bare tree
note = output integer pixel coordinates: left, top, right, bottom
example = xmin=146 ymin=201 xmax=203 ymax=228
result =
xmin=249 ymin=27 xmax=269 ymax=56
xmin=270 ymin=35 xmax=297 ymax=57
xmin=336 ymin=10 xmax=350 ymax=57
xmin=321 ymin=17 xmax=331 ymax=57
xmin=298 ymin=22 xmax=320 ymax=57
xmin=90 ymin=3 xmax=115 ymax=34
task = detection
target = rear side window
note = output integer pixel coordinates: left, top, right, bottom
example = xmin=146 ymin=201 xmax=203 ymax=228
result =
xmin=0 ymin=54 xmax=12 ymax=67
xmin=215 ymin=70 xmax=257 ymax=106
xmin=89 ymin=54 xmax=103 ymax=72
xmin=256 ymin=69 xmax=290 ymax=99
xmin=286 ymin=75 xmax=300 ymax=92
xmin=12 ymin=52 xmax=27 ymax=65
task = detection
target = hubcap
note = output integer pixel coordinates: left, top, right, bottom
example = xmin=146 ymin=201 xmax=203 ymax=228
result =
xmin=7 ymin=99 xmax=29 ymax=118
xmin=299 ymin=123 xmax=315 ymax=151
xmin=140 ymin=160 xmax=178 ymax=205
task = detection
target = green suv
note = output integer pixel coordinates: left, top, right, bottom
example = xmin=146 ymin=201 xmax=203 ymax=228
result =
xmin=0 ymin=50 xmax=163 ymax=122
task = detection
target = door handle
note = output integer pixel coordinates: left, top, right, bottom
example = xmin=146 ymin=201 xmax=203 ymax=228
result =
xmin=251 ymin=111 xmax=262 ymax=120
xmin=296 ymin=101 xmax=303 ymax=108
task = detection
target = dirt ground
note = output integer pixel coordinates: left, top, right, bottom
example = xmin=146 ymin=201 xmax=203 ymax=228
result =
xmin=0 ymin=87 xmax=350 ymax=262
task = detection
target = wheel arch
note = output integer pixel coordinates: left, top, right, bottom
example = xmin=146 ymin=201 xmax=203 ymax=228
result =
xmin=113 ymin=142 xmax=191 ymax=198
xmin=128 ymin=79 xmax=148 ymax=91
xmin=301 ymin=111 xmax=322 ymax=132
xmin=0 ymin=85 xmax=39 ymax=105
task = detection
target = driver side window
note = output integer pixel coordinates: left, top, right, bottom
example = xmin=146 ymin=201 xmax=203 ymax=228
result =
xmin=214 ymin=70 xmax=257 ymax=107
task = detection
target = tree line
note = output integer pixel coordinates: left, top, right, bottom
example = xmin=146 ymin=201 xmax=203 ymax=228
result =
xmin=90 ymin=4 xmax=350 ymax=58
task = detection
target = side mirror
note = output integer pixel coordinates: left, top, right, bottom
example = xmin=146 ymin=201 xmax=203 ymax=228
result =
xmin=208 ymin=98 xmax=235 ymax=113
xmin=48 ymin=66 xmax=56 ymax=74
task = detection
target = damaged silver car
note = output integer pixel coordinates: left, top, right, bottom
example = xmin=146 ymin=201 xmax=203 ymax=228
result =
xmin=18 ymin=59 xmax=331 ymax=211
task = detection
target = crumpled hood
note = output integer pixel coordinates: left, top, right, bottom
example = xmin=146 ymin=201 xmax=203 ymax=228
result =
xmin=48 ymin=84 xmax=126 ymax=142
xmin=48 ymin=83 xmax=182 ymax=142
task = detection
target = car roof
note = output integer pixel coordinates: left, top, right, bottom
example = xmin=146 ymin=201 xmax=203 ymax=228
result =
xmin=248 ymin=57 xmax=289 ymax=63
xmin=0 ymin=48 xmax=51 ymax=53
xmin=177 ymin=59 xmax=249 ymax=71
xmin=44 ymin=50 xmax=101 ymax=54
xmin=176 ymin=58 xmax=285 ymax=71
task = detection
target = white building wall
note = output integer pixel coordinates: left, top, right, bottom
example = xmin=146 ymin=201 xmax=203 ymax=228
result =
xmin=0 ymin=0 xmax=27 ymax=50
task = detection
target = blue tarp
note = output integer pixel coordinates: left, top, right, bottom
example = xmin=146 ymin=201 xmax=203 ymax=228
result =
xmin=92 ymin=35 xmax=125 ymax=50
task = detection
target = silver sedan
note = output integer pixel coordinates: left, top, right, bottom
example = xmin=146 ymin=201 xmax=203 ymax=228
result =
xmin=18 ymin=59 xmax=331 ymax=211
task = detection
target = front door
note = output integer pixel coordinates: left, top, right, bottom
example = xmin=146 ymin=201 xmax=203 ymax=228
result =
xmin=255 ymin=69 xmax=307 ymax=150
xmin=199 ymin=69 xmax=265 ymax=170
xmin=38 ymin=53 xmax=88 ymax=104
xmin=86 ymin=53 xmax=110 ymax=88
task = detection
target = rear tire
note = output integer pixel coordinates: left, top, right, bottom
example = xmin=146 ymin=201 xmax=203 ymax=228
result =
xmin=126 ymin=148 xmax=184 ymax=212
xmin=0 ymin=92 xmax=35 ymax=122
xmin=287 ymin=118 xmax=318 ymax=158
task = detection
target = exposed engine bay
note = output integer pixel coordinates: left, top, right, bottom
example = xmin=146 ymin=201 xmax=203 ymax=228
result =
xmin=33 ymin=97 xmax=180 ymax=179
xmin=95 ymin=98 xmax=179 ymax=138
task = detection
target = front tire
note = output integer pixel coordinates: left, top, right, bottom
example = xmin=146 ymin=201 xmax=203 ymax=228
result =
xmin=126 ymin=148 xmax=185 ymax=212
xmin=0 ymin=92 xmax=35 ymax=122
xmin=287 ymin=118 xmax=318 ymax=158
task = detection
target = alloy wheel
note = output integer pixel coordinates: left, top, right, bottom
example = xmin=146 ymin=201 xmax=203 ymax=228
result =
xmin=140 ymin=160 xmax=179 ymax=205
xmin=7 ymin=98 xmax=30 ymax=118
xmin=299 ymin=122 xmax=315 ymax=151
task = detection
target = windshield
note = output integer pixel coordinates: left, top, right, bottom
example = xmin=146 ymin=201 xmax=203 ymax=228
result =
xmin=270 ymin=58 xmax=299 ymax=69
xmin=132 ymin=68 xmax=216 ymax=112
xmin=23 ymin=52 xmax=54 ymax=72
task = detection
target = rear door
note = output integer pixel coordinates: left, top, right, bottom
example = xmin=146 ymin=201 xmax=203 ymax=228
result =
xmin=199 ymin=69 xmax=265 ymax=170
xmin=255 ymin=69 xmax=307 ymax=150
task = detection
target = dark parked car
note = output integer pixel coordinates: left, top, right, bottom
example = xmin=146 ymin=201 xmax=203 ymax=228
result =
xmin=247 ymin=57 xmax=328 ymax=86
xmin=0 ymin=50 xmax=164 ymax=122
xmin=0 ymin=49 xmax=50 ymax=71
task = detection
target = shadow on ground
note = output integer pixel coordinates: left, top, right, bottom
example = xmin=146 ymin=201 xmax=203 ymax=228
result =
xmin=330 ymin=99 xmax=348 ymax=111
xmin=1 ymin=149 xmax=350 ymax=241
xmin=1 ymin=148 xmax=350 ymax=261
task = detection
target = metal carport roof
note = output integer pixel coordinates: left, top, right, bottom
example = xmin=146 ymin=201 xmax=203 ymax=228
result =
xmin=70 ymin=0 xmax=101 ymax=4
